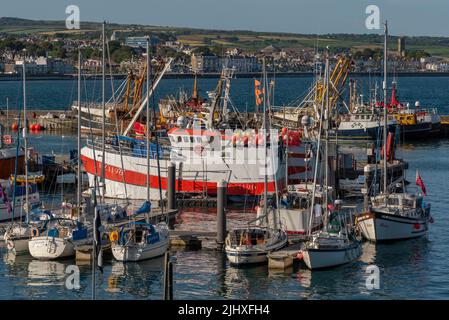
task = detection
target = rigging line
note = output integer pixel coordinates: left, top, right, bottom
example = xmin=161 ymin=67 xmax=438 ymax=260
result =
xmin=10 ymin=102 xmax=21 ymax=223
xmin=307 ymin=82 xmax=325 ymax=237
xmin=82 ymin=65 xmax=100 ymax=209
xmin=150 ymin=56 xmax=165 ymax=218
xmin=267 ymin=97 xmax=281 ymax=229
xmin=106 ymin=38 xmax=129 ymax=203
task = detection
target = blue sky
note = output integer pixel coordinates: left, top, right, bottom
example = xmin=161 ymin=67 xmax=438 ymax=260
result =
xmin=3 ymin=0 xmax=449 ymax=36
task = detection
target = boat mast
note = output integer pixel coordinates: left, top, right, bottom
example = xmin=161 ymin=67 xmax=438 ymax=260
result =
xmin=77 ymin=49 xmax=82 ymax=221
xmin=146 ymin=37 xmax=151 ymax=207
xmin=262 ymin=58 xmax=268 ymax=222
xmin=122 ymin=58 xmax=173 ymax=136
xmin=101 ymin=21 xmax=106 ymax=201
xmin=383 ymin=21 xmax=388 ymax=194
xmin=22 ymin=63 xmax=29 ymax=221
xmin=323 ymin=51 xmax=330 ymax=230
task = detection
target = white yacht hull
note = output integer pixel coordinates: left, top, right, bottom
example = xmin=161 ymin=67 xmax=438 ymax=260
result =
xmin=225 ymin=232 xmax=288 ymax=266
xmin=111 ymin=237 xmax=169 ymax=262
xmin=302 ymin=244 xmax=362 ymax=270
xmin=357 ymin=211 xmax=429 ymax=242
xmin=226 ymin=248 xmax=270 ymax=265
xmin=28 ymin=236 xmax=75 ymax=260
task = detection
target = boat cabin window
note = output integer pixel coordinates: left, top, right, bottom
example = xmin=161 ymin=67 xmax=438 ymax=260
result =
xmin=190 ymin=136 xmax=194 ymax=143
xmin=387 ymin=197 xmax=399 ymax=206
xmin=135 ymin=229 xmax=143 ymax=243
xmin=355 ymin=115 xmax=360 ymax=120
xmin=177 ymin=136 xmax=182 ymax=143
xmin=361 ymin=115 xmax=365 ymax=120
xmin=183 ymin=136 xmax=189 ymax=143
xmin=196 ymin=137 xmax=202 ymax=143
xmin=403 ymin=198 xmax=416 ymax=208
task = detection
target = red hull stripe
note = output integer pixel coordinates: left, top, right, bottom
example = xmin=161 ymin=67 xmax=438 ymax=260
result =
xmin=81 ymin=155 xmax=287 ymax=196
xmin=288 ymin=153 xmax=306 ymax=158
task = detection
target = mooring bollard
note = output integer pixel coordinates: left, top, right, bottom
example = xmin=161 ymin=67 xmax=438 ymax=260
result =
xmin=216 ymin=180 xmax=227 ymax=250
xmin=167 ymin=163 xmax=176 ymax=211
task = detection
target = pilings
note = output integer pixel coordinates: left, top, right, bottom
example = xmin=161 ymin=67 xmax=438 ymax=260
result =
xmin=163 ymin=251 xmax=173 ymax=300
xmin=216 ymin=180 xmax=227 ymax=250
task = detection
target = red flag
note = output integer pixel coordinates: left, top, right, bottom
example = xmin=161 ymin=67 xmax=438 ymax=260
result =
xmin=133 ymin=122 xmax=146 ymax=136
xmin=415 ymin=170 xmax=427 ymax=196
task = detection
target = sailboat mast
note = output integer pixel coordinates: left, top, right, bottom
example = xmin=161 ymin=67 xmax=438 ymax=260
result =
xmin=262 ymin=58 xmax=268 ymax=220
xmin=22 ymin=63 xmax=29 ymax=219
xmin=324 ymin=52 xmax=330 ymax=228
xmin=146 ymin=37 xmax=151 ymax=204
xmin=383 ymin=21 xmax=388 ymax=194
xmin=77 ymin=49 xmax=82 ymax=219
xmin=101 ymin=21 xmax=106 ymax=201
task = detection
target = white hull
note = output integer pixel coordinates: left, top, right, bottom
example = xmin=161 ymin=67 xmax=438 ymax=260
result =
xmin=111 ymin=237 xmax=169 ymax=262
xmin=357 ymin=211 xmax=428 ymax=242
xmin=302 ymin=244 xmax=361 ymax=270
xmin=225 ymin=231 xmax=288 ymax=266
xmin=226 ymin=248 xmax=271 ymax=265
xmin=28 ymin=236 xmax=75 ymax=260
xmin=81 ymin=133 xmax=312 ymax=200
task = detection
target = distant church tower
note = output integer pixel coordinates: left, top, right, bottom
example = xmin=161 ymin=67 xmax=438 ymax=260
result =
xmin=398 ymin=37 xmax=405 ymax=57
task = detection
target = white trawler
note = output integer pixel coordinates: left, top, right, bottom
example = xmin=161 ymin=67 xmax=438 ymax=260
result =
xmin=80 ymin=65 xmax=311 ymax=203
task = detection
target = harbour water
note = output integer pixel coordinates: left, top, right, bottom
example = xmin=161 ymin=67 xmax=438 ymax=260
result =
xmin=1 ymin=76 xmax=449 ymax=299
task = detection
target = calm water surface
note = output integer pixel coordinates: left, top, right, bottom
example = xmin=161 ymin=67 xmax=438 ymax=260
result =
xmin=0 ymin=77 xmax=448 ymax=299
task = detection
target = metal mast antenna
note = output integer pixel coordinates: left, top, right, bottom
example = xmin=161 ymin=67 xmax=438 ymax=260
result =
xmin=101 ymin=21 xmax=106 ymax=201
xmin=22 ymin=63 xmax=29 ymax=221
xmin=383 ymin=21 xmax=388 ymax=194
xmin=146 ymin=37 xmax=151 ymax=206
xmin=77 ymin=49 xmax=82 ymax=221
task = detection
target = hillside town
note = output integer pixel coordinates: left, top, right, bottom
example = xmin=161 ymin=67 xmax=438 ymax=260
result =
xmin=1 ymin=31 xmax=448 ymax=76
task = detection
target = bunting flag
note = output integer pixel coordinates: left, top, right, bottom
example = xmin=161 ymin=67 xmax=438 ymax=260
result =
xmin=254 ymin=79 xmax=264 ymax=106
xmin=415 ymin=170 xmax=427 ymax=196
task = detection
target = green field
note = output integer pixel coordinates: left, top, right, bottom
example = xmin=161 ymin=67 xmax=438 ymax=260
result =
xmin=2 ymin=17 xmax=449 ymax=57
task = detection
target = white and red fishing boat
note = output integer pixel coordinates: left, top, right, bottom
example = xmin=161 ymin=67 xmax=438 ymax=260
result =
xmin=80 ymin=117 xmax=311 ymax=201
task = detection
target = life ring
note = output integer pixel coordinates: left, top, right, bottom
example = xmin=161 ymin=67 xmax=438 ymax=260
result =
xmin=31 ymin=227 xmax=40 ymax=237
xmin=109 ymin=231 xmax=119 ymax=242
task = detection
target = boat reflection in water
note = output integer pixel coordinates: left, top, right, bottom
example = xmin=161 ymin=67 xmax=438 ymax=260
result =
xmin=106 ymin=256 xmax=164 ymax=298
xmin=27 ymin=259 xmax=67 ymax=287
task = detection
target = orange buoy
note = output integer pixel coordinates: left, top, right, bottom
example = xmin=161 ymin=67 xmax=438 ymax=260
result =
xmin=11 ymin=123 xmax=18 ymax=130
